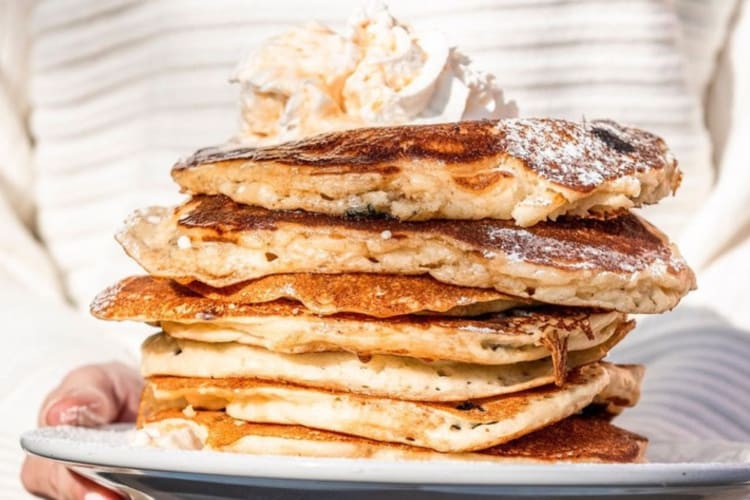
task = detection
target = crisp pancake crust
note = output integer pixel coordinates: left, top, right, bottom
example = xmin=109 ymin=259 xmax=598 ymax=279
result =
xmin=479 ymin=413 xmax=647 ymax=463
xmin=137 ymin=409 xmax=647 ymax=463
xmin=172 ymin=119 xmax=680 ymax=226
xmin=92 ymin=274 xmax=531 ymax=319
xmin=140 ymin=363 xmax=641 ymax=452
xmin=116 ymin=195 xmax=696 ymax=312
xmin=184 ymin=273 xmax=532 ymax=317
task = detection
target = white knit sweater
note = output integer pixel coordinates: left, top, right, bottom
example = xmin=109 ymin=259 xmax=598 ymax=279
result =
xmin=1 ymin=0 xmax=749 ymax=497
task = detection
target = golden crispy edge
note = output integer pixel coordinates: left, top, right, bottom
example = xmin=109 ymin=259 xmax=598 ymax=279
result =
xmin=91 ymin=273 xmax=532 ymax=319
xmin=183 ymin=272 xmax=532 ymax=317
xmin=89 ymin=275 xmax=602 ymax=336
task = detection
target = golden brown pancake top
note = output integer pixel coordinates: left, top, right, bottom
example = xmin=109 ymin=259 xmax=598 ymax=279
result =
xmin=177 ymin=195 xmax=687 ymax=274
xmin=183 ymin=272 xmax=530 ymax=317
xmin=173 ymin=119 xmax=674 ymax=194
xmin=90 ymin=275 xmax=602 ymax=337
xmin=481 ymin=413 xmax=647 ymax=462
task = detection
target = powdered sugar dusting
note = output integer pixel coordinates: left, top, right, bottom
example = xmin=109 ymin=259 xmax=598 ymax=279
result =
xmin=471 ymin=214 xmax=674 ymax=273
xmin=457 ymin=325 xmax=498 ymax=334
xmin=485 ymin=227 xmax=628 ymax=271
xmin=497 ymin=118 xmax=671 ymax=191
xmin=279 ymin=283 xmax=298 ymax=297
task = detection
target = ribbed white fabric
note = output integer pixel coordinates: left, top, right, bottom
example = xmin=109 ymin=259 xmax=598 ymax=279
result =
xmin=1 ymin=1 xmax=750 ymax=498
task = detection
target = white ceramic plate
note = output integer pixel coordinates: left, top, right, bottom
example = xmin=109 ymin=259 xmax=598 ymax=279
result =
xmin=21 ymin=424 xmax=750 ymax=499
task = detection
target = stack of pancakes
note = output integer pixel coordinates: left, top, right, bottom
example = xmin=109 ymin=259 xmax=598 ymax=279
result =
xmin=92 ymin=119 xmax=695 ymax=463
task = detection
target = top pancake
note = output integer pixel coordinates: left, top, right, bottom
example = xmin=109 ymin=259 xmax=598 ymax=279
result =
xmin=117 ymin=195 xmax=696 ymax=313
xmin=172 ymin=119 xmax=680 ymax=226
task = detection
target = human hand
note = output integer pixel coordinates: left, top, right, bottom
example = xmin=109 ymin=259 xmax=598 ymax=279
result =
xmin=21 ymin=362 xmax=143 ymax=499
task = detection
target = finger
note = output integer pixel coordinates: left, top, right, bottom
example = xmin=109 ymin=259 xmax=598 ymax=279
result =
xmin=21 ymin=455 xmax=122 ymax=500
xmin=39 ymin=362 xmax=143 ymax=427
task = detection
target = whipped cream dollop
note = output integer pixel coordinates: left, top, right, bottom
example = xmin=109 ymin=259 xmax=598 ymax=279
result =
xmin=232 ymin=1 xmax=518 ymax=144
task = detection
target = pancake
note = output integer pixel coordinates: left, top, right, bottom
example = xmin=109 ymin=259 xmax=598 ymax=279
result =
xmin=140 ymin=322 xmax=629 ymax=402
xmin=185 ymin=273 xmax=534 ymax=317
xmin=141 ymin=363 xmax=640 ymax=452
xmin=172 ymin=119 xmax=680 ymax=227
xmin=117 ymin=195 xmax=695 ymax=313
xmin=158 ymin=311 xmax=622 ymax=369
xmin=92 ymin=274 xmax=532 ymax=319
xmin=592 ymin=363 xmax=645 ymax=415
xmin=136 ymin=410 xmax=647 ymax=463
xmin=92 ymin=276 xmax=624 ymax=369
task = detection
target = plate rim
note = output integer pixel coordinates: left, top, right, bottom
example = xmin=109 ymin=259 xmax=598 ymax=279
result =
xmin=20 ymin=425 xmax=750 ymax=488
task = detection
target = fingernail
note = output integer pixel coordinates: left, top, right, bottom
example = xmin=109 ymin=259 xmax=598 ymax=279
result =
xmin=56 ymin=403 xmax=107 ymax=426
xmin=44 ymin=389 xmax=108 ymax=427
xmin=84 ymin=493 xmax=107 ymax=500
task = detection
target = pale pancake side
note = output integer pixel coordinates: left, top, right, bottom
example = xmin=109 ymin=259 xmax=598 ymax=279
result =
xmin=140 ymin=322 xmax=629 ymax=402
xmin=142 ymin=363 xmax=640 ymax=452
xmin=593 ymin=363 xmax=645 ymax=414
xmin=172 ymin=119 xmax=679 ymax=226
xmin=159 ymin=311 xmax=622 ymax=368
xmin=116 ymin=196 xmax=695 ymax=313
xmin=137 ymin=410 xmax=647 ymax=463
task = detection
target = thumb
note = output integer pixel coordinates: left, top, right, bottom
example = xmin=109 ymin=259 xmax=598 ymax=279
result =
xmin=43 ymin=387 xmax=119 ymax=427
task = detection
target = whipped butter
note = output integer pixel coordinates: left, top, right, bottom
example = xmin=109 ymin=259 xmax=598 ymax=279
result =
xmin=232 ymin=1 xmax=517 ymax=144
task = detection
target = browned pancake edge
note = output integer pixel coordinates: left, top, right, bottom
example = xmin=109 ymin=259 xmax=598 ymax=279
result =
xmin=173 ymin=119 xmax=676 ymax=195
xmin=176 ymin=195 xmax=692 ymax=276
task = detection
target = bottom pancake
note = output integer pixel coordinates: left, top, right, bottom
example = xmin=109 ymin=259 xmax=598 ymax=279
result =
xmin=136 ymin=410 xmax=647 ymax=463
xmin=141 ymin=363 xmax=641 ymax=453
